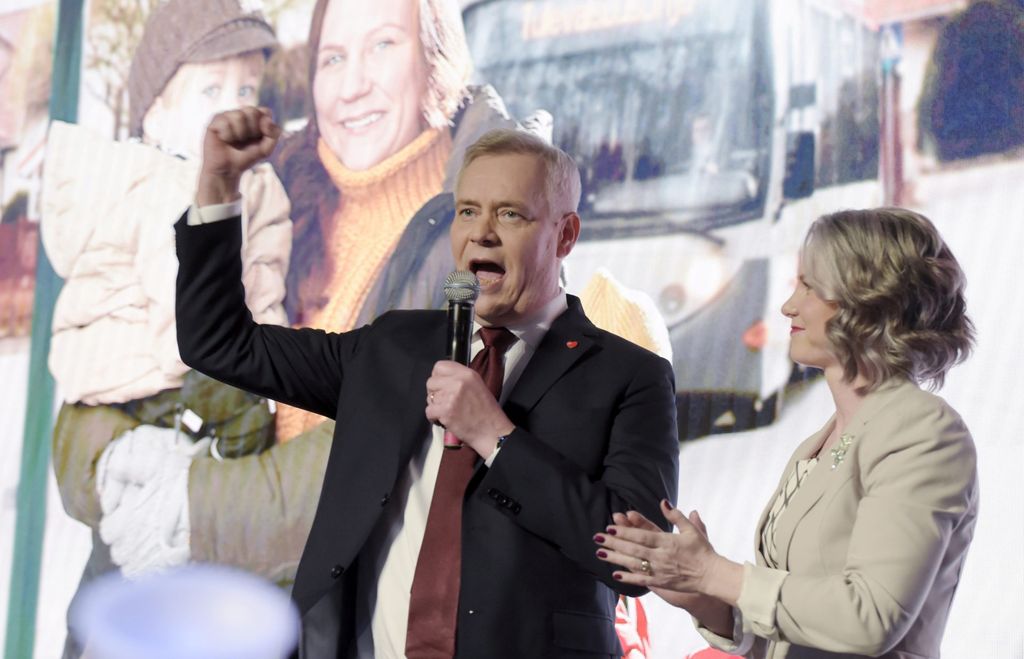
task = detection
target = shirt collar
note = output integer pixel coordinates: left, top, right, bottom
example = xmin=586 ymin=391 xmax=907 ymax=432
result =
xmin=474 ymin=291 xmax=568 ymax=350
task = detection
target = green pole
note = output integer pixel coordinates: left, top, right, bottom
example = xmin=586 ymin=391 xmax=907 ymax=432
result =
xmin=3 ymin=0 xmax=80 ymax=656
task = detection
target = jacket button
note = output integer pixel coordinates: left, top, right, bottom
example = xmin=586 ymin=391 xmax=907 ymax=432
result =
xmin=330 ymin=565 xmax=343 ymax=579
xmin=380 ymin=493 xmax=390 ymax=506
xmin=487 ymin=488 xmax=500 ymax=499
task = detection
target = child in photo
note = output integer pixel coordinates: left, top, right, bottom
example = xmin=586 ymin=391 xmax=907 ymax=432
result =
xmin=40 ymin=1 xmax=291 ymax=655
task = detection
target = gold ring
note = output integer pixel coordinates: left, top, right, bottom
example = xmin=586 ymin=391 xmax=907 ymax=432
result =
xmin=639 ymin=559 xmax=652 ymax=575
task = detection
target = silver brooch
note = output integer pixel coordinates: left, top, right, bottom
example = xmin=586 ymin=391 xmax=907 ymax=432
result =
xmin=830 ymin=433 xmax=854 ymax=470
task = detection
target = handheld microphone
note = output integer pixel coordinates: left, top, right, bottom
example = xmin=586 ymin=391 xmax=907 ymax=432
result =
xmin=442 ymin=271 xmax=480 ymax=448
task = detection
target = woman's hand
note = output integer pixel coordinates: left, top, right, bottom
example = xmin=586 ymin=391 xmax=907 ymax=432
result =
xmin=601 ymin=510 xmax=707 ymax=610
xmin=595 ymin=501 xmax=744 ymax=606
xmin=598 ymin=507 xmax=736 ymax=638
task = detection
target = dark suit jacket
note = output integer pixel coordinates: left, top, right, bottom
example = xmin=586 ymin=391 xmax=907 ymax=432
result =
xmin=174 ymin=215 xmax=680 ymax=658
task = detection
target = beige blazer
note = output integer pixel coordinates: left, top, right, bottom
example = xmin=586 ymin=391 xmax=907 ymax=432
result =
xmin=734 ymin=379 xmax=978 ymax=659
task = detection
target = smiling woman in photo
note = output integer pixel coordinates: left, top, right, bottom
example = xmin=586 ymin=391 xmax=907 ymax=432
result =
xmin=595 ymin=207 xmax=979 ymax=659
xmin=271 ymin=0 xmax=521 ymax=440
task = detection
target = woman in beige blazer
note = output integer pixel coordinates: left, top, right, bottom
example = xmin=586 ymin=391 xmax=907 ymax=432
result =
xmin=594 ymin=207 xmax=978 ymax=658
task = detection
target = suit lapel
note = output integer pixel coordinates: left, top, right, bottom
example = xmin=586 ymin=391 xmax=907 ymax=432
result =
xmin=502 ymin=297 xmax=600 ymax=420
xmin=398 ymin=320 xmax=448 ymax=459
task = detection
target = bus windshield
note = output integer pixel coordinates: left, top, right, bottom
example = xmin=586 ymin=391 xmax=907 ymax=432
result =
xmin=463 ymin=0 xmax=773 ymax=236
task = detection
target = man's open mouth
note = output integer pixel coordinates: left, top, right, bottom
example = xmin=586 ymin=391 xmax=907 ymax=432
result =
xmin=470 ymin=260 xmax=506 ymax=286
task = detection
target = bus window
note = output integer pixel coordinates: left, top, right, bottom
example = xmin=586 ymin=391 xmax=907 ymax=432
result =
xmin=462 ymin=0 xmax=773 ymax=238
xmin=806 ymin=8 xmax=881 ymax=187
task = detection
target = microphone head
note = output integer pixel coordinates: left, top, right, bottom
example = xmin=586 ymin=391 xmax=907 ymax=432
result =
xmin=443 ymin=270 xmax=480 ymax=303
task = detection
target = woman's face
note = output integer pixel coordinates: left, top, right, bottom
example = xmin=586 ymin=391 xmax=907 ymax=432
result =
xmin=781 ymin=259 xmax=839 ymax=370
xmin=313 ymin=0 xmax=428 ymax=171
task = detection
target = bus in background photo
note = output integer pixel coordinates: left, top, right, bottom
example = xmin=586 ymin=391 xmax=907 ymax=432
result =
xmin=461 ymin=0 xmax=888 ymax=439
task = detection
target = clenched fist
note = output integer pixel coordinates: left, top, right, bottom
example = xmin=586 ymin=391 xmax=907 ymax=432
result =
xmin=196 ymin=107 xmax=282 ymax=206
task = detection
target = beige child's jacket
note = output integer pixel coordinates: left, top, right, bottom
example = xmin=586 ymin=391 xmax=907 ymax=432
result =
xmin=42 ymin=120 xmax=291 ymax=404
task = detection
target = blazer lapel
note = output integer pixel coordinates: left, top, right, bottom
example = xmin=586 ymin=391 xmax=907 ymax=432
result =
xmin=768 ymin=379 xmax=915 ymax=568
xmin=772 ymin=441 xmax=837 ymax=569
xmin=502 ymin=297 xmax=600 ymax=420
xmin=753 ymin=418 xmax=833 ymax=564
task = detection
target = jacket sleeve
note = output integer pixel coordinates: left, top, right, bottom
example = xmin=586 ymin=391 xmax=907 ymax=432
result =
xmin=51 ymin=402 xmax=142 ymax=527
xmin=737 ymin=398 xmax=978 ymax=655
xmin=239 ymin=164 xmax=292 ymax=326
xmin=188 ymin=420 xmax=333 ymax=585
xmin=136 ymin=177 xmax=193 ymax=384
xmin=477 ymin=352 xmax=679 ymax=596
xmin=174 ymin=214 xmax=356 ymax=418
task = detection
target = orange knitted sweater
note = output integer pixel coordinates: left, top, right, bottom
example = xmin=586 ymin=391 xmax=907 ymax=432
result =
xmin=276 ymin=128 xmax=453 ymax=441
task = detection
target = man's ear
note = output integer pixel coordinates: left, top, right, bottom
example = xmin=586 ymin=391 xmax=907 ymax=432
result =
xmin=556 ymin=211 xmax=581 ymax=258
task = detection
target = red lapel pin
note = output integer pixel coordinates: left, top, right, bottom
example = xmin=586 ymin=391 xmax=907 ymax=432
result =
xmin=566 ymin=340 xmax=578 ymax=349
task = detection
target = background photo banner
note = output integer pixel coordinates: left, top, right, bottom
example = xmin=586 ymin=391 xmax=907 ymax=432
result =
xmin=0 ymin=0 xmax=1021 ymax=656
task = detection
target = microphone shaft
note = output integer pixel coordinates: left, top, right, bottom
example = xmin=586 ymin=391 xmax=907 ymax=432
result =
xmin=443 ymin=300 xmax=475 ymax=448
xmin=445 ymin=301 xmax=474 ymax=366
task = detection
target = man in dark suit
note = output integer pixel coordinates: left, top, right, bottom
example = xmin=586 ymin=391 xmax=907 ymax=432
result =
xmin=176 ymin=107 xmax=679 ymax=658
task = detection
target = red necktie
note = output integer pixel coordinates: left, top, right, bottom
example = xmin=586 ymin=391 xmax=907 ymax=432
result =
xmin=405 ymin=327 xmax=517 ymax=659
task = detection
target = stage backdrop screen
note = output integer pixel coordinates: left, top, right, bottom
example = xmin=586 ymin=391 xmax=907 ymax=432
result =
xmin=0 ymin=0 xmax=1021 ymax=657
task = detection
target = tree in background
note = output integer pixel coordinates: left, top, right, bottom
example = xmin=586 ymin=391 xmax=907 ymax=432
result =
xmin=83 ymin=0 xmax=160 ymax=138
xmin=918 ymin=0 xmax=1024 ymax=161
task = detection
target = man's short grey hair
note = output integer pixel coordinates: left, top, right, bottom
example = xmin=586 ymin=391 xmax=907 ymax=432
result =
xmin=457 ymin=128 xmax=582 ymax=215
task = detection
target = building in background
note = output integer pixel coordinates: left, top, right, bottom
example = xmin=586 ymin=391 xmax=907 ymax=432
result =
xmin=0 ymin=1 xmax=53 ymax=340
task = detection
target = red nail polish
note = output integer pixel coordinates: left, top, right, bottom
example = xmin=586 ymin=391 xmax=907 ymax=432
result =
xmin=661 ymin=499 xmax=672 ymax=510
xmin=613 ymin=573 xmax=622 ymax=581
xmin=593 ymin=534 xmax=605 ymax=544
xmin=596 ymin=550 xmax=607 ymax=558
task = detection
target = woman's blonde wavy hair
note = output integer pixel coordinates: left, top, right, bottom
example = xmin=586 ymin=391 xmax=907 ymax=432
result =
xmin=802 ymin=207 xmax=975 ymax=392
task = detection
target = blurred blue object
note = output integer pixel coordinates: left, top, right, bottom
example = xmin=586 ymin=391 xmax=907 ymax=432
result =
xmin=69 ymin=564 xmax=299 ymax=659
